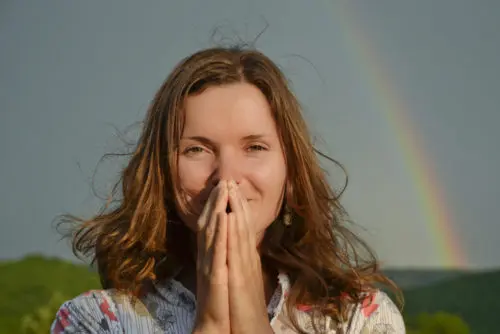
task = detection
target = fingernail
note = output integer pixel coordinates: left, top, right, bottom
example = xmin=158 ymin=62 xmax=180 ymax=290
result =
xmin=228 ymin=181 xmax=236 ymax=195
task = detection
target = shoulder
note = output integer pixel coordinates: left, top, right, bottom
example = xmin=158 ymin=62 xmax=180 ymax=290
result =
xmin=51 ymin=290 xmax=123 ymax=333
xmin=51 ymin=283 xmax=195 ymax=333
xmin=350 ymin=290 xmax=406 ymax=333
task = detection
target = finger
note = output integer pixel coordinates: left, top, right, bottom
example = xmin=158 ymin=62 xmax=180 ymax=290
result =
xmin=227 ymin=211 xmax=247 ymax=288
xmin=228 ymin=180 xmax=246 ymax=232
xmin=198 ymin=182 xmax=224 ymax=231
xmin=237 ymin=185 xmax=255 ymax=243
xmin=212 ymin=180 xmax=229 ymax=215
xmin=234 ymin=183 xmax=251 ymax=223
xmin=236 ymin=188 xmax=258 ymax=260
xmin=228 ymin=181 xmax=248 ymax=245
xmin=236 ymin=189 xmax=259 ymax=260
xmin=227 ymin=211 xmax=240 ymax=276
xmin=228 ymin=180 xmax=245 ymax=217
xmin=210 ymin=212 xmax=228 ymax=284
xmin=241 ymin=197 xmax=252 ymax=228
xmin=203 ymin=181 xmax=228 ymax=244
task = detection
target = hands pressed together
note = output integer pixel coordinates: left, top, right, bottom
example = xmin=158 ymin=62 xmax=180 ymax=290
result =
xmin=193 ymin=180 xmax=274 ymax=334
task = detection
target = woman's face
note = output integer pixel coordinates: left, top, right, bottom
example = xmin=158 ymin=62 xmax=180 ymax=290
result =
xmin=177 ymin=82 xmax=287 ymax=240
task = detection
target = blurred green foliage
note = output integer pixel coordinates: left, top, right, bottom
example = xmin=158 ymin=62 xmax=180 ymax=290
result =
xmin=406 ymin=312 xmax=471 ymax=334
xmin=0 ymin=255 xmax=497 ymax=333
xmin=403 ymin=270 xmax=499 ymax=333
xmin=20 ymin=291 xmax=69 ymax=334
xmin=0 ymin=255 xmax=100 ymax=334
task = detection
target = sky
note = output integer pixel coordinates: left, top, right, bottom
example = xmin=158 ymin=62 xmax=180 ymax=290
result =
xmin=1 ymin=0 xmax=499 ymax=269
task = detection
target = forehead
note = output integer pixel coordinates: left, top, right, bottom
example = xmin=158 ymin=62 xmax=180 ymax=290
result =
xmin=182 ymin=83 xmax=278 ymax=138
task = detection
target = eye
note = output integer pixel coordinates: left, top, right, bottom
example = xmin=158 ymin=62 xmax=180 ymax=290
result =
xmin=183 ymin=146 xmax=205 ymax=155
xmin=247 ymin=144 xmax=267 ymax=152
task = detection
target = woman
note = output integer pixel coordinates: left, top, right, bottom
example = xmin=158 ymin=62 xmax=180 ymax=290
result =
xmin=51 ymin=46 xmax=406 ymax=333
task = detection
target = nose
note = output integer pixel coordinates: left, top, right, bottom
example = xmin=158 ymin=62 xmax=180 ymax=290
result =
xmin=212 ymin=150 xmax=242 ymax=185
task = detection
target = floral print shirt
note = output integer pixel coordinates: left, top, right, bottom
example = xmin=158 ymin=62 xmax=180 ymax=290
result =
xmin=51 ymin=273 xmax=405 ymax=333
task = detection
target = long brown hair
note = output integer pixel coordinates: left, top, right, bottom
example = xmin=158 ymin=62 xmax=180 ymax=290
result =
xmin=58 ymin=46 xmax=401 ymax=332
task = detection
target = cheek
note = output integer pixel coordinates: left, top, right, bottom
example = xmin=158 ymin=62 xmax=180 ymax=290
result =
xmin=178 ymin=158 xmax=212 ymax=204
xmin=252 ymin=165 xmax=286 ymax=192
xmin=249 ymin=156 xmax=287 ymax=212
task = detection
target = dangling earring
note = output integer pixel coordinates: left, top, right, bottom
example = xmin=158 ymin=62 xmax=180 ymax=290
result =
xmin=283 ymin=204 xmax=292 ymax=227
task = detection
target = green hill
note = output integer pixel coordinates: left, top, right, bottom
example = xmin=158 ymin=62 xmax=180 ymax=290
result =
xmin=0 ymin=255 xmax=100 ymax=334
xmin=402 ymin=269 xmax=500 ymax=334
xmin=1 ymin=255 xmax=498 ymax=333
xmin=384 ymin=268 xmax=469 ymax=289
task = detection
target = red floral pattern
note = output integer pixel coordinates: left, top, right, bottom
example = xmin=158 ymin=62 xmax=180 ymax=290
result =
xmin=361 ymin=293 xmax=379 ymax=317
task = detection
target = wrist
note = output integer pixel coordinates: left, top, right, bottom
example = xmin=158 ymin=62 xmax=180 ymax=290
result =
xmin=263 ymin=324 xmax=275 ymax=334
xmin=192 ymin=328 xmax=224 ymax=334
xmin=192 ymin=322 xmax=228 ymax=334
xmin=192 ymin=327 xmax=216 ymax=334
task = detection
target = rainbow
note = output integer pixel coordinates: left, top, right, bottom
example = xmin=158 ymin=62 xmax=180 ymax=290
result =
xmin=330 ymin=1 xmax=467 ymax=268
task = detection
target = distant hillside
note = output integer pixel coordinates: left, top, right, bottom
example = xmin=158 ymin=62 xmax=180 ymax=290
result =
xmin=0 ymin=255 xmax=100 ymax=334
xmin=403 ymin=269 xmax=500 ymax=334
xmin=384 ymin=268 xmax=470 ymax=289
xmin=1 ymin=255 xmax=498 ymax=333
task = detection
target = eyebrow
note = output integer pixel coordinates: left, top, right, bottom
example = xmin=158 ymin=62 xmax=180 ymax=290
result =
xmin=240 ymin=134 xmax=270 ymax=141
xmin=181 ymin=134 xmax=271 ymax=144
xmin=181 ymin=136 xmax=214 ymax=145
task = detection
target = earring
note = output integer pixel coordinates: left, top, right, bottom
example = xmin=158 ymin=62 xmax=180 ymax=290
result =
xmin=283 ymin=204 xmax=292 ymax=227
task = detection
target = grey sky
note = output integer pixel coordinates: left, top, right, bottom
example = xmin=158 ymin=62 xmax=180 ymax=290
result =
xmin=1 ymin=0 xmax=498 ymax=269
